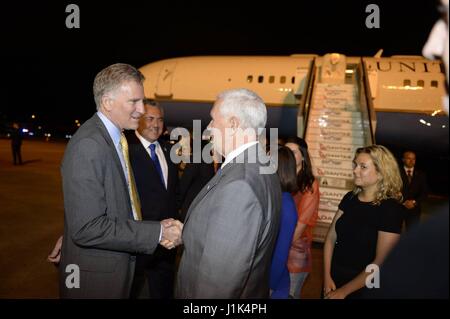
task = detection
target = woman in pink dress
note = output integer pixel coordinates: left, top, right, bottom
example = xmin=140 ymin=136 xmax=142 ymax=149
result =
xmin=284 ymin=137 xmax=320 ymax=299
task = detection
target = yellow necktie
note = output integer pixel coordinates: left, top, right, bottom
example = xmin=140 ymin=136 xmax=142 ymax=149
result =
xmin=120 ymin=133 xmax=142 ymax=221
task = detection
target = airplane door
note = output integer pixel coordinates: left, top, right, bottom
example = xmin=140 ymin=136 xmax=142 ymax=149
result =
xmin=155 ymin=61 xmax=177 ymax=98
xmin=294 ymin=63 xmax=312 ymax=97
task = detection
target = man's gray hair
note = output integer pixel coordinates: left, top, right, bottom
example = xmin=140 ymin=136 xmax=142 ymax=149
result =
xmin=216 ymin=88 xmax=267 ymax=131
xmin=93 ymin=63 xmax=145 ymax=110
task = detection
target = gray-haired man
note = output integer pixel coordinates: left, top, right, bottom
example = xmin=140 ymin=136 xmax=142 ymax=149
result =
xmin=176 ymin=88 xmax=282 ymax=298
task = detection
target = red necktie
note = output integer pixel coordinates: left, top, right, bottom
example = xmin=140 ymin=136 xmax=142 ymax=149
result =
xmin=407 ymin=170 xmax=413 ymax=183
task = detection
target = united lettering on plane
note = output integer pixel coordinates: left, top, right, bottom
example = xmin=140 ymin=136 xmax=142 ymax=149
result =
xmin=367 ymin=60 xmax=442 ymax=73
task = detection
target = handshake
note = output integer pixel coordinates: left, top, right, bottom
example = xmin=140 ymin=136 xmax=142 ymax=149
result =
xmin=47 ymin=219 xmax=185 ymax=265
xmin=159 ymin=218 xmax=184 ymax=250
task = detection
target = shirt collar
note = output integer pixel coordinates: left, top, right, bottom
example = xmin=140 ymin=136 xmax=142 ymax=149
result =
xmin=221 ymin=141 xmax=259 ymax=169
xmin=135 ymin=130 xmax=159 ymax=150
xmin=404 ymin=166 xmax=414 ymax=173
xmin=97 ymin=111 xmax=122 ymax=148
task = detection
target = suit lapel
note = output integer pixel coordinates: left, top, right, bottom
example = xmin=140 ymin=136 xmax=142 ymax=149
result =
xmin=183 ymin=144 xmax=264 ymax=224
xmin=183 ymin=164 xmax=229 ymax=224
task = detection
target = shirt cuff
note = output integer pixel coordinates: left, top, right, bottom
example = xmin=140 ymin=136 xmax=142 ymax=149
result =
xmin=159 ymin=224 xmax=163 ymax=242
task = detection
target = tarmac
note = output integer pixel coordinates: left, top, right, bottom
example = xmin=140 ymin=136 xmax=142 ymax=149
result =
xmin=0 ymin=138 xmax=445 ymax=299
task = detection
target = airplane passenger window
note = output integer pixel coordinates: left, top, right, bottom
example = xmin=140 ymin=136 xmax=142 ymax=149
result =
xmin=280 ymin=76 xmax=286 ymax=84
xmin=404 ymin=79 xmax=411 ymax=87
xmin=269 ymin=76 xmax=275 ymax=83
xmin=417 ymin=80 xmax=425 ymax=87
xmin=291 ymin=76 xmax=295 ymax=84
xmin=258 ymin=76 xmax=264 ymax=83
xmin=247 ymin=75 xmax=253 ymax=83
xmin=431 ymin=80 xmax=439 ymax=88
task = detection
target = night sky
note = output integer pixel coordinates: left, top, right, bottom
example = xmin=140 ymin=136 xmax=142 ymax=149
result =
xmin=0 ymin=0 xmax=442 ymax=133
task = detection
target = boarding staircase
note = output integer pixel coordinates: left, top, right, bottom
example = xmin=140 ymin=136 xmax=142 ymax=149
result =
xmin=301 ymin=56 xmax=375 ymax=242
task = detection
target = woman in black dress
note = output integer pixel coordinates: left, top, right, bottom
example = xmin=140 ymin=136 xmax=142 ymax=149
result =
xmin=323 ymin=145 xmax=404 ymax=299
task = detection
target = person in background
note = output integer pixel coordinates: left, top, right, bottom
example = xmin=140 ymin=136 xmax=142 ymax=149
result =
xmin=125 ymin=99 xmax=180 ymax=299
xmin=323 ymin=145 xmax=404 ymax=299
xmin=283 ymin=137 xmax=320 ymax=299
xmin=270 ymin=146 xmax=298 ymax=298
xmin=400 ymin=150 xmax=428 ymax=230
xmin=11 ymin=122 xmax=23 ymax=165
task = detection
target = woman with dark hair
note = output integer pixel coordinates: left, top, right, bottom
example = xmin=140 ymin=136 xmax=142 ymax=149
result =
xmin=269 ymin=146 xmax=299 ymax=298
xmin=323 ymin=145 xmax=404 ymax=299
xmin=284 ymin=137 xmax=320 ymax=299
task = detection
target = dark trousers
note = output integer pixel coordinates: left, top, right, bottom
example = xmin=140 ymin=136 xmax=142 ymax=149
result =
xmin=12 ymin=144 xmax=22 ymax=165
xmin=130 ymin=246 xmax=176 ymax=299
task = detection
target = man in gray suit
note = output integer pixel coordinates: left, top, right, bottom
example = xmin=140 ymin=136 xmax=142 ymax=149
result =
xmin=176 ymin=88 xmax=282 ymax=298
xmin=59 ymin=63 xmax=181 ymax=298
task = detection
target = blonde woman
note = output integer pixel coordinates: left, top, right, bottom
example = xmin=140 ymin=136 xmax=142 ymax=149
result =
xmin=323 ymin=145 xmax=405 ymax=299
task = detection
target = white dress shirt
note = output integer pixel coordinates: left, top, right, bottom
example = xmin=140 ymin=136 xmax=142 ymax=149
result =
xmin=221 ymin=141 xmax=259 ymax=169
xmin=135 ymin=131 xmax=168 ymax=189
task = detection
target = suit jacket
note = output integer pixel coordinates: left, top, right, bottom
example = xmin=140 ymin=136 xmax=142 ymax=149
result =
xmin=400 ymin=167 xmax=428 ymax=214
xmin=126 ymin=131 xmax=179 ymax=271
xmin=126 ymin=131 xmax=179 ymax=221
xmin=59 ymin=114 xmax=161 ymax=298
xmin=176 ymin=144 xmax=282 ymax=298
xmin=178 ymin=161 xmax=215 ymax=221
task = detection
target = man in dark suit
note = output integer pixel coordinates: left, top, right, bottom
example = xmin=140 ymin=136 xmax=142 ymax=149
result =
xmin=58 ymin=63 xmax=182 ymax=298
xmin=10 ymin=122 xmax=23 ymax=165
xmin=176 ymin=88 xmax=282 ymax=298
xmin=126 ymin=99 xmax=179 ymax=298
xmin=400 ymin=150 xmax=428 ymax=230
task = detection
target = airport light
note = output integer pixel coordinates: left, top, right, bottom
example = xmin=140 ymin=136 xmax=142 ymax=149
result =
xmin=31 ymin=114 xmax=36 ymax=119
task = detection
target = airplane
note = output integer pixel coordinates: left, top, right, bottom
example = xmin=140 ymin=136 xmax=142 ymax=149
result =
xmin=139 ymin=53 xmax=448 ymax=241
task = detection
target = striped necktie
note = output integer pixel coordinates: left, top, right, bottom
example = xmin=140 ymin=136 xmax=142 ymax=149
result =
xmin=120 ymin=133 xmax=142 ymax=221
